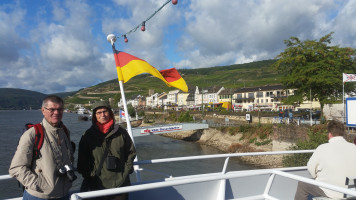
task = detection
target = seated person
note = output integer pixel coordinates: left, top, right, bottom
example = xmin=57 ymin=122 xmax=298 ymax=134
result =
xmin=294 ymin=120 xmax=356 ymax=200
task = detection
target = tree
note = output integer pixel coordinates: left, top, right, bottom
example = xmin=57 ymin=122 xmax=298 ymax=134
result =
xmin=273 ymin=32 xmax=356 ymax=112
xmin=283 ymin=125 xmax=328 ymax=167
xmin=127 ymin=104 xmax=136 ymax=117
xmin=113 ymin=92 xmax=121 ymax=108
xmin=178 ymin=111 xmax=194 ymax=122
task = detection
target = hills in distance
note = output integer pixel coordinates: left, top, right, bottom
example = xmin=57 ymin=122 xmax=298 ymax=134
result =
xmin=1 ymin=59 xmax=281 ymax=109
xmin=66 ymin=59 xmax=282 ymax=104
xmin=0 ymin=88 xmax=76 ymax=110
xmin=0 ymin=88 xmax=46 ymax=110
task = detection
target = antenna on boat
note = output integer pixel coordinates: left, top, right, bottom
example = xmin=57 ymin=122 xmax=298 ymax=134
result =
xmin=107 ymin=33 xmax=142 ymax=182
xmin=107 ymin=34 xmax=117 ymax=43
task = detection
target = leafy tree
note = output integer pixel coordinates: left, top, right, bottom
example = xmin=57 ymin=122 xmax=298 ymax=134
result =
xmin=167 ymin=111 xmax=178 ymax=122
xmin=220 ymin=109 xmax=229 ymax=115
xmin=178 ymin=111 xmax=194 ymax=122
xmin=113 ymin=93 xmax=121 ymax=108
xmin=282 ymin=125 xmax=328 ymax=167
xmin=127 ymin=104 xmax=136 ymax=117
xmin=273 ymin=32 xmax=356 ymax=112
xmin=65 ymin=104 xmax=75 ymax=111
xmin=137 ymin=110 xmax=145 ymax=117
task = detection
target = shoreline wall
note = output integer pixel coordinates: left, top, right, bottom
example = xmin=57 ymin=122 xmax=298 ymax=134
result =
xmin=162 ymin=128 xmax=294 ymax=168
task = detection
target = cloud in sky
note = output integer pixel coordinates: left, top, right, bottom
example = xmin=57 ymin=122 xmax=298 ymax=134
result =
xmin=0 ymin=0 xmax=355 ymax=94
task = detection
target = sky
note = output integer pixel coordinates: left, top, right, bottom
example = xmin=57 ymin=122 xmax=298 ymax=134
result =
xmin=0 ymin=0 xmax=355 ymax=94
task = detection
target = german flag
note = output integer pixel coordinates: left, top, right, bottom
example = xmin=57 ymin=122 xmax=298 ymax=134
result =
xmin=114 ymin=51 xmax=188 ymax=92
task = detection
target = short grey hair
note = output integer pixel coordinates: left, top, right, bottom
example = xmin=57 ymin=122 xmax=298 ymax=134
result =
xmin=42 ymin=95 xmax=64 ymax=108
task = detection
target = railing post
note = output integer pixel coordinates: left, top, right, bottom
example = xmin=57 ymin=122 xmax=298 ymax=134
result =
xmin=221 ymin=157 xmax=230 ymax=174
xmin=217 ymin=179 xmax=226 ymax=200
xmin=70 ymin=193 xmax=82 ymax=200
xmin=263 ymin=173 xmax=276 ymax=198
xmin=217 ymin=157 xmax=230 ymax=200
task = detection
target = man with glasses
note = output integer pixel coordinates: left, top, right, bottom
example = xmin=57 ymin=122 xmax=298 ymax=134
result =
xmin=9 ymin=95 xmax=75 ymax=200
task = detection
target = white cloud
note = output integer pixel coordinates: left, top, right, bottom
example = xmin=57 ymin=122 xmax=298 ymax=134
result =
xmin=178 ymin=0 xmax=346 ymax=68
xmin=0 ymin=0 xmax=355 ymax=93
xmin=324 ymin=0 xmax=356 ymax=47
xmin=0 ymin=4 xmax=29 ymax=65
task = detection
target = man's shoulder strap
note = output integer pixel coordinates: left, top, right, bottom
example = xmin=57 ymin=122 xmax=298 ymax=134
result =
xmin=62 ymin=124 xmax=70 ymax=140
xmin=31 ymin=123 xmax=70 ymax=158
xmin=32 ymin=123 xmax=44 ymax=159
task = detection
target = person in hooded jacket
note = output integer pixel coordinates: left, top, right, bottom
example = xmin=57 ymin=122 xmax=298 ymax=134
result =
xmin=77 ymin=101 xmax=136 ymax=200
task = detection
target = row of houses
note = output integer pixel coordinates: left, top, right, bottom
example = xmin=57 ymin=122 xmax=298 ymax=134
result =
xmin=118 ymin=84 xmax=321 ymax=112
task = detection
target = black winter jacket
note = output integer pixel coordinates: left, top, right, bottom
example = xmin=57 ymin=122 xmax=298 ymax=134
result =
xmin=77 ymin=124 xmax=136 ymax=190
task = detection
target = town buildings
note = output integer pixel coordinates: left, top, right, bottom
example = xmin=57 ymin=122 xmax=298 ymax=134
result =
xmin=121 ymin=84 xmax=321 ymax=111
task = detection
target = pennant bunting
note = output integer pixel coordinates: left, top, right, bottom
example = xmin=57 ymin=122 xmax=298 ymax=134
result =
xmin=113 ymin=51 xmax=188 ymax=92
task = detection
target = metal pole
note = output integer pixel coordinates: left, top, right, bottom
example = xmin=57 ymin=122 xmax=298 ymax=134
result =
xmin=343 ymin=81 xmax=345 ymax=124
xmin=118 ymin=81 xmax=134 ymax=140
xmin=230 ymin=88 xmax=232 ymax=111
xmin=258 ymin=90 xmax=260 ymax=123
xmin=212 ymin=87 xmax=214 ymax=112
xmin=310 ymin=88 xmax=312 ymax=126
xmin=201 ymin=88 xmax=204 ymax=115
xmin=108 ymin=34 xmax=141 ymax=182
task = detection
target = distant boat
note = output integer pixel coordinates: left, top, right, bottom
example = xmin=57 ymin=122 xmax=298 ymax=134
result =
xmin=77 ymin=107 xmax=89 ymax=115
xmin=78 ymin=115 xmax=89 ymax=121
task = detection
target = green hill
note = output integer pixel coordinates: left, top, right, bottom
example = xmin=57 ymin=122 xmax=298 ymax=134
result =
xmin=65 ymin=59 xmax=281 ymax=104
xmin=0 ymin=88 xmax=47 ymax=110
xmin=0 ymin=89 xmax=77 ymax=110
xmin=0 ymin=59 xmax=282 ymax=108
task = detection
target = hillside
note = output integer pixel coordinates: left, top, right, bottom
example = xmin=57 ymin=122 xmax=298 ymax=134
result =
xmin=0 ymin=88 xmax=47 ymax=110
xmin=66 ymin=59 xmax=281 ymax=104
xmin=0 ymin=89 xmax=77 ymax=110
xmin=0 ymin=59 xmax=281 ymax=108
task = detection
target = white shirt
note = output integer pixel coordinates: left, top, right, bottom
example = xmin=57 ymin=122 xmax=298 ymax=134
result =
xmin=307 ymin=136 xmax=356 ymax=199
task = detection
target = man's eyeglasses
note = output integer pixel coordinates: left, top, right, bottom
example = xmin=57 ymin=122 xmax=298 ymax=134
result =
xmin=44 ymin=107 xmax=64 ymax=113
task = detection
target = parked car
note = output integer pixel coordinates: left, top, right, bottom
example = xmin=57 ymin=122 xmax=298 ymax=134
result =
xmin=312 ymin=110 xmax=321 ymax=120
xmin=294 ymin=109 xmax=321 ymax=120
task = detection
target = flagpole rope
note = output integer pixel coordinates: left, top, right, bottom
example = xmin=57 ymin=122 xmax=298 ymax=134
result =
xmin=117 ymin=0 xmax=174 ymax=40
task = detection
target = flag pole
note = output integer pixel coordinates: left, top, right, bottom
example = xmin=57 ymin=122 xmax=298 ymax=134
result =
xmin=343 ymin=73 xmax=345 ymax=124
xmin=107 ymin=34 xmax=141 ymax=182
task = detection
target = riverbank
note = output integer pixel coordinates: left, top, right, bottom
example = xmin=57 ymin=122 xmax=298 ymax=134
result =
xmin=140 ymin=112 xmax=314 ymax=168
xmin=162 ymin=127 xmax=296 ymax=168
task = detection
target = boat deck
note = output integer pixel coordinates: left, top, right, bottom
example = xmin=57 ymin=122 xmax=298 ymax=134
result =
xmin=2 ymin=150 xmax=356 ymax=200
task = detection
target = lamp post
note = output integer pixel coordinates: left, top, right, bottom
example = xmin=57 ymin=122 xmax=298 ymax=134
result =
xmin=230 ymin=88 xmax=233 ymax=111
xmin=258 ymin=88 xmax=261 ymax=123
xmin=201 ymin=88 xmax=204 ymax=115
xmin=310 ymin=88 xmax=313 ymax=126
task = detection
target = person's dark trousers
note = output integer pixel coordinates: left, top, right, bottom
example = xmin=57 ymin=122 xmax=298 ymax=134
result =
xmin=23 ymin=190 xmax=70 ymax=200
xmin=109 ymin=193 xmax=128 ymax=200
xmin=294 ymin=181 xmax=327 ymax=200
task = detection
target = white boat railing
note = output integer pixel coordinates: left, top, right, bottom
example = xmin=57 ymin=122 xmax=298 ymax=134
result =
xmin=5 ymin=150 xmax=356 ymax=200
xmin=135 ymin=150 xmax=314 ymax=165
xmin=133 ymin=150 xmax=315 ymax=181
xmin=67 ymin=167 xmax=356 ymax=200
xmin=69 ymin=169 xmax=283 ymax=200
xmin=0 ymin=174 xmax=12 ymax=181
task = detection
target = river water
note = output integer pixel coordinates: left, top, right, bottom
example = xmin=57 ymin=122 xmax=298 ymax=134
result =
xmin=0 ymin=110 xmax=254 ymax=199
